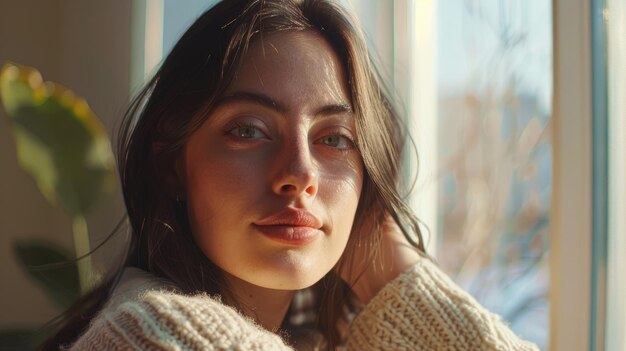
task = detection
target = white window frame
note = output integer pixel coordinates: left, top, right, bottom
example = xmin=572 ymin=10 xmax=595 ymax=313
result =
xmin=130 ymin=0 xmax=164 ymax=92
xmin=605 ymin=0 xmax=626 ymax=350
xmin=551 ymin=0 xmax=596 ymax=350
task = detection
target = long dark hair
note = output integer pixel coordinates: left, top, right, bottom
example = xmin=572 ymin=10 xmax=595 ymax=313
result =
xmin=41 ymin=0 xmax=426 ymax=349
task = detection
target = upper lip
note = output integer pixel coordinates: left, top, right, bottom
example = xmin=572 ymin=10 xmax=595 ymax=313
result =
xmin=254 ymin=208 xmax=323 ymax=229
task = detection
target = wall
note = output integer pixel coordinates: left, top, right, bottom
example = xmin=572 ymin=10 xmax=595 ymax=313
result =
xmin=0 ymin=1 xmax=131 ymax=327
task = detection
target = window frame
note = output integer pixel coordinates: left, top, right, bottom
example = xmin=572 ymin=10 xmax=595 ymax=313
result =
xmin=551 ymin=0 xmax=596 ymax=350
xmin=605 ymin=0 xmax=626 ymax=350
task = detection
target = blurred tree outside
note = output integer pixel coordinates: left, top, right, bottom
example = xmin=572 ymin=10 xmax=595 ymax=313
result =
xmin=436 ymin=1 xmax=551 ymax=348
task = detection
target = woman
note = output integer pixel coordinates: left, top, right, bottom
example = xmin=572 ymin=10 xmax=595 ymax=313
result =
xmin=43 ymin=0 xmax=538 ymax=349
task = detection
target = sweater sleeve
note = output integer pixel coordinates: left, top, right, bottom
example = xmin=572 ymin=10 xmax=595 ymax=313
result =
xmin=346 ymin=258 xmax=540 ymax=351
xmin=69 ymin=291 xmax=292 ymax=351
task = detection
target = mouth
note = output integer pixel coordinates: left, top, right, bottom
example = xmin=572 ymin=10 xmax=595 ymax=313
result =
xmin=253 ymin=208 xmax=323 ymax=245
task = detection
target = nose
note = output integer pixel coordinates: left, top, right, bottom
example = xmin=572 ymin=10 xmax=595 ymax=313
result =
xmin=272 ymin=138 xmax=318 ymax=198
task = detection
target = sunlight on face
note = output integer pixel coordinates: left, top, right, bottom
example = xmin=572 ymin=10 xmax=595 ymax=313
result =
xmin=182 ymin=31 xmax=363 ymax=290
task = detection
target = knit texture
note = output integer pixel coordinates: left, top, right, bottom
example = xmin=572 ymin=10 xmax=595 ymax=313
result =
xmin=69 ymin=261 xmax=539 ymax=350
xmin=70 ymin=291 xmax=290 ymax=350
xmin=346 ymin=259 xmax=539 ymax=351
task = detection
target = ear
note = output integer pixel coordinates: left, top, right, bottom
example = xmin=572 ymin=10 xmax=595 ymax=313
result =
xmin=152 ymin=142 xmax=186 ymax=201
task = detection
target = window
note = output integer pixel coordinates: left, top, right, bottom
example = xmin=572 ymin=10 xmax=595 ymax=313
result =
xmin=435 ymin=2 xmax=551 ymax=347
xmin=349 ymin=0 xmax=551 ymax=348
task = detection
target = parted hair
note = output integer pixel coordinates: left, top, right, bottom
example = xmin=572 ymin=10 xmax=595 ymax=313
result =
xmin=41 ymin=0 xmax=425 ymax=349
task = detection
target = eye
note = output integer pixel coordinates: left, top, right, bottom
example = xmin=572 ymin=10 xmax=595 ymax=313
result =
xmin=317 ymin=134 xmax=354 ymax=150
xmin=228 ymin=123 xmax=267 ymax=139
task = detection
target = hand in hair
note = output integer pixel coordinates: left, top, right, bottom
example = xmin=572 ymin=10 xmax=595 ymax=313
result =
xmin=340 ymin=216 xmax=422 ymax=305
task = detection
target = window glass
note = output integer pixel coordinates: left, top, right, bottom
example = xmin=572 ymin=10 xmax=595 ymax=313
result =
xmin=435 ymin=1 xmax=552 ymax=348
xmin=163 ymin=0 xmax=218 ymax=57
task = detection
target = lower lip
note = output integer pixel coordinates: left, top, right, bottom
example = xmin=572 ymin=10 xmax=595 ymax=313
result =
xmin=254 ymin=225 xmax=321 ymax=245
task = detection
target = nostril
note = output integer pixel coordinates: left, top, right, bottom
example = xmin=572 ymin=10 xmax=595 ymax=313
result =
xmin=305 ymin=185 xmax=316 ymax=196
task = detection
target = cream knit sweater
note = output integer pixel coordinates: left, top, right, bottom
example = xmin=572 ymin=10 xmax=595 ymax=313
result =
xmin=69 ymin=259 xmax=538 ymax=350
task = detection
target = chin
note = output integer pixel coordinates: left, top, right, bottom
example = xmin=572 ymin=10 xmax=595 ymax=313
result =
xmin=243 ymin=262 xmax=330 ymax=291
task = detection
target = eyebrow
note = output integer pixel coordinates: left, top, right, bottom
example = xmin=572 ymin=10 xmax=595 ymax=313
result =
xmin=217 ymin=91 xmax=353 ymax=117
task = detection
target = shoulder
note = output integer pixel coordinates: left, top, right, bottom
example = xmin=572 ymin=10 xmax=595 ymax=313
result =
xmin=69 ymin=270 xmax=291 ymax=350
xmin=101 ymin=267 xmax=176 ymax=313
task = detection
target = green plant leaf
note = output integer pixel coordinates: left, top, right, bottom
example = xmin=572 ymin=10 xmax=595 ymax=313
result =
xmin=13 ymin=240 xmax=81 ymax=310
xmin=0 ymin=62 xmax=115 ymax=216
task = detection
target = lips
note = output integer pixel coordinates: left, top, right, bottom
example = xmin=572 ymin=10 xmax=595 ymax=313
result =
xmin=253 ymin=208 xmax=323 ymax=245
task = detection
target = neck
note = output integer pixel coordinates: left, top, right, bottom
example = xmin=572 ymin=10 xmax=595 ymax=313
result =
xmin=222 ymin=273 xmax=295 ymax=332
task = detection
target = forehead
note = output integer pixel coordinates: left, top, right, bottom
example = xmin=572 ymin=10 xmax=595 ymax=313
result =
xmin=224 ymin=31 xmax=351 ymax=111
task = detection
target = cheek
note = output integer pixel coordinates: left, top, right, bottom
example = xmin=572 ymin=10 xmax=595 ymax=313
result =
xmin=183 ymin=156 xmax=266 ymax=280
xmin=324 ymin=155 xmax=364 ymax=206
xmin=184 ymin=152 xmax=266 ymax=238
xmin=320 ymin=159 xmax=364 ymax=237
xmin=187 ymin=141 xmax=270 ymax=198
xmin=321 ymin=177 xmax=362 ymax=217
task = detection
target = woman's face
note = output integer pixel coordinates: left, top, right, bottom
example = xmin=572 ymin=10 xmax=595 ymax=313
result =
xmin=181 ymin=31 xmax=363 ymax=290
